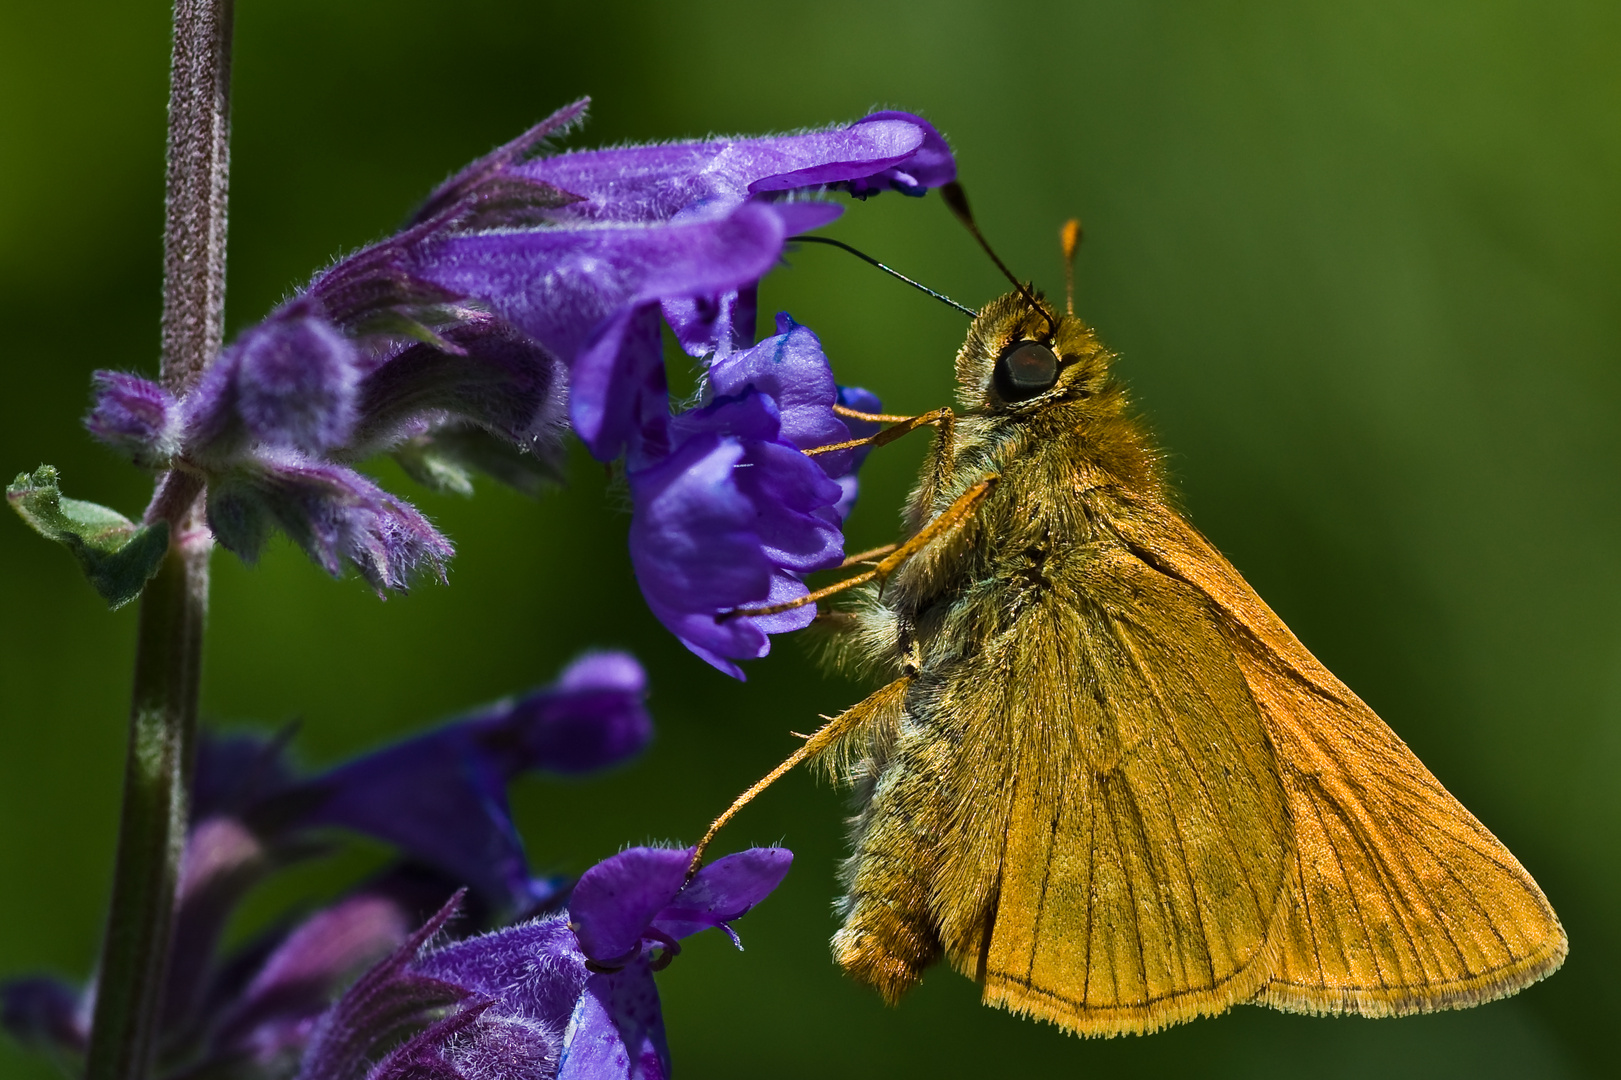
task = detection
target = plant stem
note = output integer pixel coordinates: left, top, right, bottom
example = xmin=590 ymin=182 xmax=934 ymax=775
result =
xmin=84 ymin=3 xmax=233 ymax=1078
xmin=83 ymin=543 xmax=209 ymax=1080
xmin=160 ymin=0 xmax=235 ymax=396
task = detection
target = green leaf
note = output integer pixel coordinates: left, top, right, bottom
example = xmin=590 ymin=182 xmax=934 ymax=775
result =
xmin=7 ymin=465 xmax=171 ymax=609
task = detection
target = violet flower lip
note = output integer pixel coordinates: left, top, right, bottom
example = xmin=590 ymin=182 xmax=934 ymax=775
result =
xmin=628 ymin=315 xmax=880 ymax=677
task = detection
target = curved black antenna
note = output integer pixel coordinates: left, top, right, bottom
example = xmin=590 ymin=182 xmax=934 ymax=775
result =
xmin=788 ymin=234 xmax=978 ymax=318
xmin=940 ymin=181 xmax=1057 ymax=339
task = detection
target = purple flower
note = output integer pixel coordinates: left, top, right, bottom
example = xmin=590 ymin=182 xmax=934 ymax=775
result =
xmin=411 ymin=104 xmax=951 ymax=465
xmin=85 ymin=100 xmax=951 ymax=595
xmin=205 ymin=451 xmax=455 ymax=593
xmin=258 ymin=651 xmax=652 ymax=910
xmin=300 ymin=845 xmax=792 ymax=1080
xmin=628 ymin=315 xmax=880 ymax=677
xmin=1 ymin=653 xmax=652 ymax=1078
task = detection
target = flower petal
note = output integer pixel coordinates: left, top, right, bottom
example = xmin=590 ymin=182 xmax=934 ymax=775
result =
xmin=413 ymin=202 xmax=788 ymax=460
xmin=413 ymin=915 xmax=588 ymax=1030
xmin=558 ymin=963 xmax=669 ymax=1080
xmin=516 ymin=112 xmax=950 ymax=224
xmin=567 ymin=303 xmax=670 ymax=465
xmin=626 ymin=435 xmax=776 ymax=675
xmin=163 ymin=816 xmax=274 ymax=1034
xmin=706 ymin=315 xmax=847 ymax=462
xmin=205 ymin=454 xmax=453 ymax=593
xmin=268 ymin=723 xmax=529 ymax=908
xmin=220 ymin=893 xmax=415 ymax=1063
xmin=831 ymin=384 xmax=883 ymax=522
xmin=650 ymin=847 xmax=793 ymax=943
xmin=474 ymin=651 xmax=653 ymax=776
xmin=730 ymin=439 xmax=845 ymax=573
xmin=566 ymin=848 xmax=691 ymax=962
xmin=0 ymin=977 xmax=86 ymax=1059
xmin=350 ymin=313 xmax=567 ymax=457
xmin=84 ymin=372 xmax=181 ymax=467
xmin=836 ymin=112 xmax=956 ymax=196
xmin=252 ymin=653 xmax=650 ymax=909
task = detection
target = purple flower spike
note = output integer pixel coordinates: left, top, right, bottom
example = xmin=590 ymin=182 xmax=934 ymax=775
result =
xmin=84 ymin=371 xmax=181 ymax=468
xmin=78 ymin=103 xmax=951 ymax=602
xmin=409 ymin=105 xmax=950 ymax=462
xmin=6 ymin=658 xmax=672 ymax=1080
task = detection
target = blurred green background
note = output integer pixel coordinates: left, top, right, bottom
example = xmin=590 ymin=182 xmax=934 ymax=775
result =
xmin=2 ymin=1 xmax=1617 ymax=1076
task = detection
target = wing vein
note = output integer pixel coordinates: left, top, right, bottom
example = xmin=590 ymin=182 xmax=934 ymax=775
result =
xmin=1103 ymin=610 xmax=1218 ymax=985
xmin=1299 ymin=781 xmax=1389 ymax=989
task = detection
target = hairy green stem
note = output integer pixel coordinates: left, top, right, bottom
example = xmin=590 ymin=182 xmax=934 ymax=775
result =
xmin=83 ymin=540 xmax=210 ymax=1080
xmin=84 ymin=2 xmax=232 ymax=1078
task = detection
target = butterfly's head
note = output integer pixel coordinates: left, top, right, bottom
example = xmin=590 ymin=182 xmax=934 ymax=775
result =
xmin=954 ymin=290 xmax=1115 ymax=417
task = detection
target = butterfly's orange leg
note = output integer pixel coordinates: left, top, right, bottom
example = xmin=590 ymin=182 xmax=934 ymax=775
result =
xmin=838 ymin=542 xmax=899 ymax=568
xmin=719 ymin=476 xmax=997 ymax=621
xmin=684 ymin=716 xmax=846 ymax=879
xmin=805 ymin=405 xmax=955 ymax=460
xmin=686 ymin=676 xmax=911 ymax=879
xmin=806 ymin=543 xmax=895 ymax=634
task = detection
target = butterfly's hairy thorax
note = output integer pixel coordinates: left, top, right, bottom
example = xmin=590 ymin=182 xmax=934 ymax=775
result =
xmin=885 ymin=301 xmax=1164 ymax=665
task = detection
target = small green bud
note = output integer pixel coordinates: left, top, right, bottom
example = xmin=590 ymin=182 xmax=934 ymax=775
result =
xmin=7 ymin=465 xmax=171 ymax=609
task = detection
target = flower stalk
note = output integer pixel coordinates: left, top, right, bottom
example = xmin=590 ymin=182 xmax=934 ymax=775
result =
xmin=84 ymin=2 xmax=233 ymax=1078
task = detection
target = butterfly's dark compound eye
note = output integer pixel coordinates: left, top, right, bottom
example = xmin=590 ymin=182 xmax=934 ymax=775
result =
xmin=993 ymin=341 xmax=1059 ymax=402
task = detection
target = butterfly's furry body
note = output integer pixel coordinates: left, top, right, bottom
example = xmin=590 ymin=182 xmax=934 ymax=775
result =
xmin=818 ymin=293 xmax=1566 ymax=1037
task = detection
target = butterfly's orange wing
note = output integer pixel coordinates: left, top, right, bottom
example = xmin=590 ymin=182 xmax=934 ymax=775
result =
xmin=1114 ymin=503 xmax=1567 ymax=1015
xmin=950 ymin=540 xmax=1295 ymax=1035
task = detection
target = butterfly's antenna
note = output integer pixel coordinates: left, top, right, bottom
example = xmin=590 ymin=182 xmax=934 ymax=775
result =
xmin=1060 ymin=218 xmax=1083 ymax=317
xmin=940 ymin=181 xmax=1057 ymax=338
xmin=789 ymin=234 xmax=978 ymax=318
